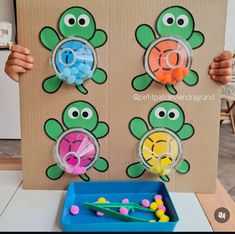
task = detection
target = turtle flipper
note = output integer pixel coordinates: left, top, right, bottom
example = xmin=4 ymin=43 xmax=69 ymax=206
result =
xmin=76 ymin=84 xmax=88 ymax=95
xmin=136 ymin=24 xmax=156 ymax=49
xmin=42 ymin=75 xmax=63 ymax=94
xmin=129 ymin=117 xmax=149 ymax=140
xmin=89 ymin=29 xmax=107 ymax=48
xmin=176 ymin=159 xmax=190 ymax=174
xmin=177 ymin=123 xmax=194 ymax=140
xmin=166 ymin=84 xmax=177 ymax=95
xmin=93 ymin=122 xmax=109 ymax=139
xmin=126 ymin=162 xmax=146 ymax=178
xmin=187 ymin=31 xmax=205 ymax=49
xmin=160 ymin=175 xmax=170 ymax=182
xmin=46 ymin=164 xmax=64 ymax=180
xmin=44 ymin=119 xmax=64 ymax=141
xmin=183 ymin=70 xmax=199 ymax=86
xmin=132 ymin=73 xmax=153 ymax=91
xmin=93 ymin=157 xmax=109 ymax=172
xmin=92 ymin=68 xmax=107 ymax=84
xmin=39 ymin=27 xmax=60 ymax=51
xmin=79 ymin=173 xmax=90 ymax=182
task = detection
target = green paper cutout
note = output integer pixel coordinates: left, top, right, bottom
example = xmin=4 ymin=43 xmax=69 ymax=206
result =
xmin=183 ymin=70 xmax=199 ymax=86
xmin=132 ymin=73 xmax=153 ymax=92
xmin=44 ymin=101 xmax=109 ymax=181
xmin=46 ymin=164 xmax=64 ymax=180
xmin=93 ymin=122 xmax=109 ymax=139
xmin=39 ymin=27 xmax=60 ymax=51
xmin=93 ymin=157 xmax=109 ymax=172
xmin=129 ymin=117 xmax=149 ymax=140
xmin=42 ymin=75 xmax=62 ymax=94
xmin=127 ymin=101 xmax=194 ymax=181
xmin=44 ymin=119 xmax=64 ymax=141
xmin=135 ymin=24 xmax=156 ymax=49
xmin=126 ymin=162 xmax=146 ymax=178
xmin=39 ymin=7 xmax=108 ymax=95
xmin=176 ymin=159 xmax=190 ymax=174
xmin=80 ymin=173 xmax=90 ymax=182
xmin=132 ymin=6 xmax=204 ymax=95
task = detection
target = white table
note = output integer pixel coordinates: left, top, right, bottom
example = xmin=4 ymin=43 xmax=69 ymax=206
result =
xmin=0 ymin=170 xmax=212 ymax=232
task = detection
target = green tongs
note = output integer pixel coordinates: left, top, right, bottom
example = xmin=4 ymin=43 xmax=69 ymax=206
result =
xmin=83 ymin=202 xmax=155 ymax=222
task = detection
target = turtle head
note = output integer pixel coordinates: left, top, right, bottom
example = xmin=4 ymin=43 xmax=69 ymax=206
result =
xmin=156 ymin=6 xmax=194 ymax=40
xmin=59 ymin=7 xmax=96 ymax=40
xmin=149 ymin=101 xmax=185 ymax=132
xmin=63 ymin=101 xmax=98 ymax=131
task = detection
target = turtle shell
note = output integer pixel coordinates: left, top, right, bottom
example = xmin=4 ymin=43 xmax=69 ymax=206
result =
xmin=51 ymin=37 xmax=97 ymax=85
xmin=144 ymin=36 xmax=192 ymax=85
xmin=138 ymin=128 xmax=183 ymax=176
xmin=54 ymin=128 xmax=99 ymax=175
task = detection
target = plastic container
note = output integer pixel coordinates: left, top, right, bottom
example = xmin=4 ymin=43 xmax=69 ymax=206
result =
xmin=61 ymin=181 xmax=179 ymax=232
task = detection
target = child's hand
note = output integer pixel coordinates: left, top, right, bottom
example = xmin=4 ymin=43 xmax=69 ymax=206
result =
xmin=209 ymin=51 xmax=233 ymax=85
xmin=4 ymin=45 xmax=34 ymax=82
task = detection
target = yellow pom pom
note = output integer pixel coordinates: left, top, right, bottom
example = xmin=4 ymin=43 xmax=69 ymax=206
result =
xmin=155 ymin=199 xmax=164 ymax=206
xmin=156 ymin=209 xmax=165 ymax=218
xmin=97 ymin=197 xmax=106 ymax=203
xmin=159 ymin=215 xmax=170 ymax=222
xmin=150 ymin=202 xmax=158 ymax=211
xmin=149 ymin=220 xmax=156 ymax=223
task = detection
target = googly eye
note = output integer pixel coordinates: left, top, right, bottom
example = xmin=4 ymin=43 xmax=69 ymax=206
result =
xmin=81 ymin=108 xmax=93 ymax=120
xmin=77 ymin=14 xmax=90 ymax=27
xmin=68 ymin=107 xmax=80 ymax=119
xmin=168 ymin=109 xmax=179 ymax=120
xmin=64 ymin=14 xmax=76 ymax=27
xmin=162 ymin=13 xmax=175 ymax=26
xmin=155 ymin=107 xmax=166 ymax=119
xmin=176 ymin=15 xmax=189 ymax=28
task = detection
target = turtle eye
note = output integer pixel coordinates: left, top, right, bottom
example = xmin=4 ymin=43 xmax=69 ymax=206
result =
xmin=176 ymin=15 xmax=189 ymax=28
xmin=155 ymin=107 xmax=166 ymax=119
xmin=77 ymin=14 xmax=90 ymax=27
xmin=168 ymin=109 xmax=179 ymax=120
xmin=64 ymin=14 xmax=76 ymax=27
xmin=81 ymin=108 xmax=93 ymax=120
xmin=162 ymin=13 xmax=175 ymax=26
xmin=68 ymin=107 xmax=80 ymax=119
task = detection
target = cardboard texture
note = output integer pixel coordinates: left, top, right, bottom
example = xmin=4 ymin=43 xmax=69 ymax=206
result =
xmin=16 ymin=0 xmax=227 ymax=192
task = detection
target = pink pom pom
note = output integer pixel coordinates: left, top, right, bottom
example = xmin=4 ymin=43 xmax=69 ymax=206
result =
xmin=119 ymin=207 xmax=129 ymax=215
xmin=96 ymin=211 xmax=104 ymax=217
xmin=154 ymin=194 xmax=163 ymax=201
xmin=141 ymin=199 xmax=150 ymax=208
xmin=158 ymin=205 xmax=166 ymax=213
xmin=122 ymin=198 xmax=129 ymax=204
xmin=70 ymin=205 xmax=79 ymax=215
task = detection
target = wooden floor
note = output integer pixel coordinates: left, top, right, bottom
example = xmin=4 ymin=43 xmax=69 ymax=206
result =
xmin=0 ymin=123 xmax=234 ymax=200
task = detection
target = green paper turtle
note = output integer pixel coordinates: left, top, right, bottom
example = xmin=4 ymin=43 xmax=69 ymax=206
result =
xmin=132 ymin=6 xmax=204 ymax=95
xmin=39 ymin=7 xmax=107 ymax=94
xmin=44 ymin=101 xmax=109 ymax=182
xmin=126 ymin=101 xmax=194 ymax=182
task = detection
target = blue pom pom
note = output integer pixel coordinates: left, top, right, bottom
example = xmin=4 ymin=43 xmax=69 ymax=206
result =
xmin=66 ymin=75 xmax=76 ymax=85
xmin=71 ymin=67 xmax=79 ymax=75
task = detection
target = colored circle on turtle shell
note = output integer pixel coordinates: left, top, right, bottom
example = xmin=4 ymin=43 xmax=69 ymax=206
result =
xmin=138 ymin=128 xmax=183 ymax=176
xmin=144 ymin=36 xmax=192 ymax=85
xmin=55 ymin=128 xmax=99 ymax=174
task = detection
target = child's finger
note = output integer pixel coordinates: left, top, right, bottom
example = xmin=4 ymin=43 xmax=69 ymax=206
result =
xmin=211 ymin=75 xmax=231 ymax=84
xmin=210 ymin=60 xmax=232 ymax=69
xmin=209 ymin=67 xmax=232 ymax=76
xmin=10 ymin=45 xmax=30 ymax=55
xmin=8 ymin=52 xmax=34 ymax=63
xmin=5 ymin=65 xmax=27 ymax=74
xmin=214 ymin=51 xmax=233 ymax=62
xmin=6 ymin=58 xmax=33 ymax=70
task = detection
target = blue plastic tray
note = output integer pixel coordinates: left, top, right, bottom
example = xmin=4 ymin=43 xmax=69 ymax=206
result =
xmin=61 ymin=181 xmax=179 ymax=232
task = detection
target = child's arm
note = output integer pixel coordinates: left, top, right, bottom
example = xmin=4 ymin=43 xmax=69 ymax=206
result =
xmin=4 ymin=45 xmax=34 ymax=82
xmin=209 ymin=50 xmax=233 ymax=84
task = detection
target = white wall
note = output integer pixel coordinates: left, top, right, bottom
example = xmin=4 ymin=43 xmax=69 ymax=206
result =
xmin=0 ymin=0 xmax=20 ymax=139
